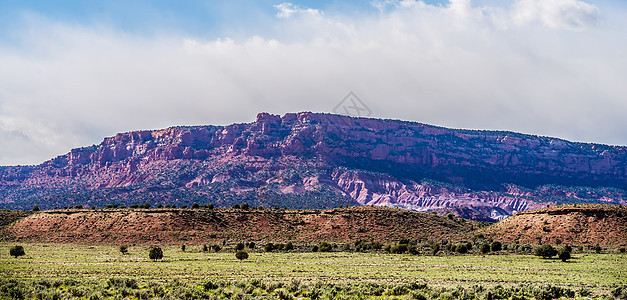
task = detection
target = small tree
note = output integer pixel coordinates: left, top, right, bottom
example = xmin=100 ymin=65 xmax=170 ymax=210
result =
xmin=32 ymin=205 xmax=40 ymax=212
xmin=235 ymin=250 xmax=249 ymax=261
xmin=431 ymin=243 xmax=440 ymax=255
xmin=534 ymin=245 xmax=557 ymax=259
xmin=285 ymin=242 xmax=294 ymax=251
xmin=191 ymin=203 xmax=200 ymax=209
xmin=10 ymin=245 xmax=25 ymax=258
xmin=181 ymin=245 xmax=186 ymax=252
xmin=319 ymin=242 xmax=332 ymax=252
xmin=446 ymin=213 xmax=453 ymax=220
xmin=119 ymin=245 xmax=128 ymax=255
xmin=235 ymin=243 xmax=245 ymax=251
xmin=480 ymin=243 xmax=490 ymax=254
xmin=241 ymin=203 xmax=250 ymax=210
xmin=212 ymin=245 xmax=221 ymax=252
xmin=207 ymin=204 xmax=214 ymax=210
xmin=456 ymin=244 xmax=468 ymax=254
xmin=264 ymin=243 xmax=275 ymax=252
xmin=149 ymin=247 xmax=163 ymax=261
xmin=202 ymin=245 xmax=208 ymax=252
xmin=558 ymin=247 xmax=571 ymax=262
xmin=246 ymin=242 xmax=256 ymax=249
xmin=491 ymin=241 xmax=502 ymax=252
xmin=232 ymin=204 xmax=240 ymax=209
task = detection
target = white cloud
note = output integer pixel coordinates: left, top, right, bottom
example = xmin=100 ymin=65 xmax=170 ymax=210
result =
xmin=0 ymin=0 xmax=626 ymax=165
xmin=512 ymin=0 xmax=600 ymax=31
xmin=274 ymin=3 xmax=324 ymax=19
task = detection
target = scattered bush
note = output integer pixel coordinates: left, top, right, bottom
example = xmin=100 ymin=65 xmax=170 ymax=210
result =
xmin=455 ymin=244 xmax=468 ymax=254
xmin=319 ymin=242 xmax=332 ymax=252
xmin=285 ymin=242 xmax=294 ymax=251
xmin=558 ymin=247 xmax=571 ymax=262
xmin=149 ymin=247 xmax=163 ymax=261
xmin=534 ymin=245 xmax=557 ymax=259
xmin=235 ymin=251 xmax=249 ymax=261
xmin=9 ymin=245 xmax=25 ymax=258
xmin=491 ymin=241 xmax=502 ymax=252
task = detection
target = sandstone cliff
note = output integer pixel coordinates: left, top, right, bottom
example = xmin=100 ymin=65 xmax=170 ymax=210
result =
xmin=1 ymin=112 xmax=625 ymax=221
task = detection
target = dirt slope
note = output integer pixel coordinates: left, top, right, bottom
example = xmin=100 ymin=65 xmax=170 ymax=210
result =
xmin=479 ymin=204 xmax=627 ymax=247
xmin=1 ymin=206 xmax=475 ymax=245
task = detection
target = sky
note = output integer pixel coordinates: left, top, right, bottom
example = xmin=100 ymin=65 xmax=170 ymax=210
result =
xmin=0 ymin=0 xmax=626 ymax=165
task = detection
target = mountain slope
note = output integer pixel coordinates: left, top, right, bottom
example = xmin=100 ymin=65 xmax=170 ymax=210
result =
xmin=1 ymin=112 xmax=625 ymax=221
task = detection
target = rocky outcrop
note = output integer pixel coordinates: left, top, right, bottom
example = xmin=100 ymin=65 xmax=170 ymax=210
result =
xmin=1 ymin=112 xmax=625 ymax=221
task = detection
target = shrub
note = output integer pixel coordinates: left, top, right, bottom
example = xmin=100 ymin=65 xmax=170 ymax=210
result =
xmin=620 ymin=247 xmax=626 ymax=254
xmin=119 ymin=245 xmax=128 ymax=255
xmin=236 ymin=243 xmax=245 ymax=251
xmin=593 ymin=245 xmax=602 ymax=253
xmin=235 ymin=250 xmax=249 ymax=261
xmin=431 ymin=243 xmax=440 ymax=255
xmin=491 ymin=241 xmax=502 ymax=252
xmin=181 ymin=245 xmax=186 ymax=252
xmin=319 ymin=242 xmax=332 ymax=252
xmin=202 ymin=245 xmax=208 ymax=252
xmin=246 ymin=242 xmax=255 ymax=249
xmin=264 ymin=243 xmax=275 ymax=252
xmin=480 ymin=243 xmax=490 ymax=254
xmin=9 ymin=245 xmax=25 ymax=258
xmin=534 ymin=245 xmax=557 ymax=258
xmin=207 ymin=204 xmax=214 ymax=210
xmin=157 ymin=203 xmax=163 ymax=208
xmin=149 ymin=247 xmax=163 ymax=261
xmin=191 ymin=203 xmax=200 ymax=209
xmin=241 ymin=203 xmax=250 ymax=210
xmin=212 ymin=245 xmax=221 ymax=252
xmin=558 ymin=247 xmax=571 ymax=262
xmin=447 ymin=213 xmax=453 ymax=219
xmin=456 ymin=244 xmax=468 ymax=254
xmin=285 ymin=242 xmax=294 ymax=251
xmin=32 ymin=205 xmax=40 ymax=211
xmin=143 ymin=203 xmax=151 ymax=209
xmin=311 ymin=245 xmax=319 ymax=252
xmin=233 ymin=204 xmax=240 ymax=209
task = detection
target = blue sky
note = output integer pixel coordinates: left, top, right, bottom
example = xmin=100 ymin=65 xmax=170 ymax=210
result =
xmin=1 ymin=0 xmax=626 ymax=165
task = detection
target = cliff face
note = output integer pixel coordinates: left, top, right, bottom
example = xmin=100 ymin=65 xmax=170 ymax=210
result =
xmin=1 ymin=112 xmax=625 ymax=221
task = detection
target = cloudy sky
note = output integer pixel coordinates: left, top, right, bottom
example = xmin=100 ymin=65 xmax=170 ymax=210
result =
xmin=1 ymin=0 xmax=626 ymax=165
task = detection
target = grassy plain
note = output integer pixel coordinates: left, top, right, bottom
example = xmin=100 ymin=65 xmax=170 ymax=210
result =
xmin=1 ymin=243 xmax=625 ymax=299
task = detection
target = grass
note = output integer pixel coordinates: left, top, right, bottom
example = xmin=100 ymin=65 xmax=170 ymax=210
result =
xmin=1 ymin=243 xmax=625 ymax=291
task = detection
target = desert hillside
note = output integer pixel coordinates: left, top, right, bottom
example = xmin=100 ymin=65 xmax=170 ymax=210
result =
xmin=479 ymin=204 xmax=627 ymax=247
xmin=2 ymin=206 xmax=475 ymax=245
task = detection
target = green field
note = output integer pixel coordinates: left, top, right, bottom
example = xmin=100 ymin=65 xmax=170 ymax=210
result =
xmin=1 ymin=243 xmax=626 ymax=299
